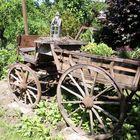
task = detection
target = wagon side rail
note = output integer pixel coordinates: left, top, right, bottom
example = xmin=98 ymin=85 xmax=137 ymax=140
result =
xmin=53 ymin=48 xmax=140 ymax=91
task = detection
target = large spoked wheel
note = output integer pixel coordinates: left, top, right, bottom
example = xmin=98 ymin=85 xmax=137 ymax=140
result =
xmin=57 ymin=64 xmax=125 ymax=139
xmin=8 ymin=63 xmax=41 ymax=108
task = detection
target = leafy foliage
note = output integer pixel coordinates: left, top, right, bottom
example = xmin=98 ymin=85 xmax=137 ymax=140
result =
xmin=79 ymin=29 xmax=95 ymax=43
xmin=116 ymin=46 xmax=140 ymax=59
xmin=112 ymin=93 xmax=140 ymax=139
xmin=61 ymin=10 xmax=81 ymax=37
xmin=81 ymin=42 xmax=113 ymax=57
xmin=130 ymin=48 xmax=140 ymax=59
xmin=17 ymin=100 xmax=63 ymax=140
xmin=55 ymin=0 xmax=108 ymax=26
xmin=101 ymin=0 xmax=140 ymax=49
xmin=0 ymin=44 xmax=17 ymax=79
xmin=36 ymin=99 xmax=63 ymax=125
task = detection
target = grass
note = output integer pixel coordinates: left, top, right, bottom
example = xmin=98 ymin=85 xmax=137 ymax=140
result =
xmin=0 ymin=118 xmax=43 ymax=140
xmin=0 ymin=107 xmax=40 ymax=140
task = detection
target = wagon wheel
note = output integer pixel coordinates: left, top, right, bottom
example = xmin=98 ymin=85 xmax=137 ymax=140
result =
xmin=8 ymin=63 xmax=41 ymax=107
xmin=57 ymin=64 xmax=125 ymax=139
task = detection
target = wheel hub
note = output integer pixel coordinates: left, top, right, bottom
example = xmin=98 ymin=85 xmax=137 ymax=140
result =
xmin=81 ymin=96 xmax=94 ymax=108
xmin=19 ymin=81 xmax=27 ymax=92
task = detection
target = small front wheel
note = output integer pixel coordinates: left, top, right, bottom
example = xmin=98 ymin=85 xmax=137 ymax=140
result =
xmin=8 ymin=63 xmax=41 ymax=107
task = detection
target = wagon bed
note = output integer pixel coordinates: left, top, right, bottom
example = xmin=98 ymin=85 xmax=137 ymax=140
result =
xmin=34 ymin=36 xmax=140 ymax=91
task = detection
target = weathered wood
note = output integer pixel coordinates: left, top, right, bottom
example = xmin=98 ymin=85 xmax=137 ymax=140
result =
xmin=17 ymin=35 xmax=39 ymax=64
xmin=17 ymin=35 xmax=140 ymax=91
xmin=19 ymin=47 xmax=35 ymax=52
xmin=54 ymin=49 xmax=140 ymax=66
xmin=54 ymin=49 xmax=140 ymax=90
xmin=23 ymin=54 xmax=36 ymax=65
xmin=50 ymin=44 xmax=61 ymax=71
xmin=18 ymin=35 xmax=39 ymax=48
xmin=35 ymin=37 xmax=86 ymax=46
xmin=132 ymin=66 xmax=140 ymax=89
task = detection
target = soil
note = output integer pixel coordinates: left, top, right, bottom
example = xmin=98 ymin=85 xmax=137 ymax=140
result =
xmin=0 ymin=80 xmax=21 ymax=125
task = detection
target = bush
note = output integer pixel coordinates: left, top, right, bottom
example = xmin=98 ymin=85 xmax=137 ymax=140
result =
xmin=0 ymin=44 xmax=17 ymax=79
xmin=101 ymin=0 xmax=140 ymax=49
xmin=17 ymin=100 xmax=63 ymax=140
xmin=81 ymin=42 xmax=113 ymax=57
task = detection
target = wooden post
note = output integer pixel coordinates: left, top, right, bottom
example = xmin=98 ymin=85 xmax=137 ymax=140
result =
xmin=22 ymin=0 xmax=28 ymax=35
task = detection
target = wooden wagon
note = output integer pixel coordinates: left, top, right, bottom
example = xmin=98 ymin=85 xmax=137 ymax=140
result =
xmin=8 ymin=35 xmax=140 ymax=139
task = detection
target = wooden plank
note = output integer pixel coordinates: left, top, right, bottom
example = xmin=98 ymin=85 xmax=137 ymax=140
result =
xmin=132 ymin=66 xmax=140 ymax=88
xmin=24 ymin=54 xmax=36 ymax=64
xmin=56 ymin=51 xmax=137 ymax=89
xmin=56 ymin=50 xmax=137 ymax=73
xmin=35 ymin=37 xmax=86 ymax=46
xmin=19 ymin=35 xmax=39 ymax=48
xmin=50 ymin=44 xmax=61 ymax=71
xmin=54 ymin=49 xmax=140 ymax=66
xmin=110 ymin=62 xmax=115 ymax=78
xmin=19 ymin=47 xmax=35 ymax=52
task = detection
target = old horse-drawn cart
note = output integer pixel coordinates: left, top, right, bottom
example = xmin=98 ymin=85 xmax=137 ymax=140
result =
xmin=8 ymin=34 xmax=140 ymax=139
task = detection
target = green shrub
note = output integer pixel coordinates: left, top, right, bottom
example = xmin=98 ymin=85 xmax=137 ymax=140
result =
xmin=117 ymin=47 xmax=140 ymax=59
xmin=17 ymin=100 xmax=63 ymax=140
xmin=36 ymin=100 xmax=63 ymax=125
xmin=0 ymin=44 xmax=17 ymax=79
xmin=129 ymin=48 xmax=140 ymax=59
xmin=79 ymin=29 xmax=95 ymax=43
xmin=81 ymin=42 xmax=113 ymax=57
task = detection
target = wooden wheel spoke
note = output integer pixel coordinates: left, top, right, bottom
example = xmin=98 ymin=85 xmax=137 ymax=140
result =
xmin=61 ymin=85 xmax=83 ymax=100
xmin=93 ymin=101 xmax=120 ymax=105
xmin=27 ymin=85 xmax=38 ymax=91
xmin=89 ymin=110 xmax=94 ymax=133
xmin=25 ymin=71 xmax=29 ymax=83
xmin=78 ymin=109 xmax=87 ymax=128
xmin=14 ymin=69 xmax=23 ymax=81
xmin=68 ymin=107 xmax=81 ymax=117
xmin=93 ymin=105 xmax=119 ymax=122
xmin=92 ymin=107 xmax=107 ymax=133
xmin=27 ymin=89 xmax=37 ymax=100
xmin=24 ymin=93 xmax=27 ymax=104
xmin=26 ymin=90 xmax=33 ymax=104
xmin=61 ymin=101 xmax=82 ymax=104
xmin=10 ymin=81 xmax=20 ymax=87
xmin=90 ymin=72 xmax=98 ymax=96
xmin=93 ymin=86 xmax=113 ymax=100
xmin=80 ymin=69 xmax=89 ymax=96
xmin=20 ymin=67 xmax=26 ymax=81
xmin=78 ymin=119 xmax=83 ymax=128
xmin=27 ymin=79 xmax=35 ymax=85
xmin=12 ymin=87 xmax=18 ymax=93
xmin=68 ymin=74 xmax=85 ymax=97
xmin=10 ymin=74 xmax=20 ymax=82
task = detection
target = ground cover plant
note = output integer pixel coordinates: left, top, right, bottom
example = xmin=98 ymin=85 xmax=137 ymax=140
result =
xmin=0 ymin=96 xmax=140 ymax=139
xmin=16 ymin=99 xmax=64 ymax=140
